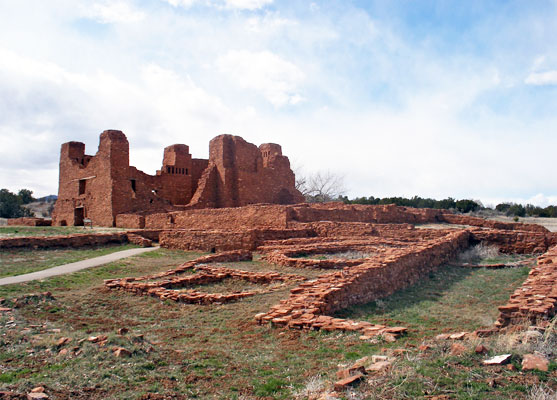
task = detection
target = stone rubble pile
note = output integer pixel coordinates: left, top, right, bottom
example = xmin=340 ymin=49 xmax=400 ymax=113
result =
xmin=105 ymin=250 xmax=305 ymax=305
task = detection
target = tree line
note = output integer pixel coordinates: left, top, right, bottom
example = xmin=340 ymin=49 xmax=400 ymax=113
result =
xmin=0 ymin=188 xmax=35 ymax=218
xmin=339 ymin=196 xmax=482 ymax=213
xmin=494 ymin=203 xmax=557 ymax=218
xmin=339 ymin=195 xmax=557 ymax=217
xmin=296 ymin=171 xmax=557 ymax=217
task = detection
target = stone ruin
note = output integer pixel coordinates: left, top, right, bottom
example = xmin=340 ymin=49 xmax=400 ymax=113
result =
xmin=6 ymin=129 xmax=553 ymax=351
xmin=52 ymin=130 xmax=304 ymax=227
xmin=96 ymin=202 xmax=557 ymax=339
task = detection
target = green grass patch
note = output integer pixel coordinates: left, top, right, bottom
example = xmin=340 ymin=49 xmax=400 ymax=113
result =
xmin=0 ymin=248 xmax=204 ymax=298
xmin=0 ymin=226 xmax=127 ymax=238
xmin=0 ymin=243 xmax=140 ymax=278
xmin=335 ymin=265 xmax=530 ymax=337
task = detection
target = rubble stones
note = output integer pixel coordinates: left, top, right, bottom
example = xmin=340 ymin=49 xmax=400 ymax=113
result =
xmin=113 ymin=347 xmax=132 ymax=357
xmin=483 ymin=354 xmax=512 ymax=365
xmin=105 ymin=250 xmax=304 ymax=305
xmin=450 ymin=343 xmax=467 ymax=356
xmin=475 ymin=345 xmax=489 ymax=354
xmin=365 ymin=360 xmax=392 ymax=373
xmin=333 ymin=373 xmax=363 ymax=391
xmin=27 ymin=393 xmax=49 ymax=400
xmin=521 ymin=354 xmax=549 ymax=371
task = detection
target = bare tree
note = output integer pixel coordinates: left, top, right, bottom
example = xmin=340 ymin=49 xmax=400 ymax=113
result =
xmin=296 ymin=170 xmax=346 ymax=203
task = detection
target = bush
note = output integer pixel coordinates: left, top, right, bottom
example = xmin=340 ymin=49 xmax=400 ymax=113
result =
xmin=455 ymin=199 xmax=481 ymax=213
xmin=0 ymin=188 xmax=35 ymax=218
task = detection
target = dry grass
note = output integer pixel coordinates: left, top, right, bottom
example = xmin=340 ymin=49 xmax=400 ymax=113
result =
xmin=527 ymin=384 xmax=557 ymax=400
xmin=457 ymin=243 xmax=500 ymax=264
xmin=0 ymin=248 xmax=553 ymax=399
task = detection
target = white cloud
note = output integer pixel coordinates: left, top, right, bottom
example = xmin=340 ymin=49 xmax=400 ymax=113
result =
xmin=223 ymin=0 xmax=273 ymax=10
xmin=163 ymin=0 xmax=199 ymax=7
xmin=216 ymin=50 xmax=305 ymax=107
xmin=85 ymin=1 xmax=145 ymax=24
xmin=1 ymin=0 xmax=556 ymax=204
xmin=161 ymin=0 xmax=272 ymax=10
xmin=0 ymin=48 xmax=237 ymax=195
xmin=525 ymin=70 xmax=557 ymax=85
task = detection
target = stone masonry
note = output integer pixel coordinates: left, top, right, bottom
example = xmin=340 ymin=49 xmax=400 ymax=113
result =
xmin=52 ymin=131 xmax=304 ymax=227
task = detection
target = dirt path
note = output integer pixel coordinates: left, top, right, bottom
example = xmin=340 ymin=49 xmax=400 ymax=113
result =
xmin=0 ymin=246 xmax=159 ymax=286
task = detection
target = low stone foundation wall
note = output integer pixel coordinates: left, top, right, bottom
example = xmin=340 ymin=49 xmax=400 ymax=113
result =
xmin=470 ymin=228 xmax=557 ymax=254
xmin=257 ymin=231 xmax=470 ymax=336
xmin=287 ymin=203 xmax=442 ymax=224
xmin=159 ymin=228 xmax=315 ymax=252
xmin=105 ymin=250 xmax=304 ymax=305
xmin=496 ymin=245 xmax=557 ymax=328
xmin=144 ymin=204 xmax=290 ymax=230
xmin=7 ymin=217 xmax=52 ymax=227
xmin=292 ymin=221 xmax=417 ymax=238
xmin=127 ymin=229 xmax=165 ymax=242
xmin=440 ymin=214 xmax=549 ymax=233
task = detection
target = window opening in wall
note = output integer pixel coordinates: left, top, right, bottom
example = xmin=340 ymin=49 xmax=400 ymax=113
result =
xmin=78 ymin=179 xmax=86 ymax=195
xmin=167 ymin=166 xmax=170 ymax=173
xmin=131 ymin=179 xmax=136 ymax=193
xmin=186 ymin=168 xmax=188 ymax=175
xmin=171 ymin=166 xmax=175 ymax=174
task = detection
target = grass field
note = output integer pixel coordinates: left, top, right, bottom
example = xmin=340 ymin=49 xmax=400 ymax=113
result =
xmin=0 ymin=249 xmax=555 ymax=399
xmin=0 ymin=244 xmax=139 ymax=279
xmin=0 ymin=226 xmax=127 ymax=238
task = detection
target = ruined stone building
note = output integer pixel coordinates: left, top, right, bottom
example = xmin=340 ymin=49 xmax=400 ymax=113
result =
xmin=52 ymin=130 xmax=304 ymax=226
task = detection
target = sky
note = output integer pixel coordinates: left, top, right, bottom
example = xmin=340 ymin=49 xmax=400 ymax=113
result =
xmin=0 ymin=0 xmax=556 ymax=208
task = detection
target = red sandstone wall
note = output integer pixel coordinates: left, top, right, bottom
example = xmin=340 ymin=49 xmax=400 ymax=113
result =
xmin=294 ymin=221 xmax=417 ymax=238
xmin=52 ymin=136 xmax=116 ymax=226
xmin=159 ymin=228 xmax=314 ymax=252
xmin=115 ymin=214 xmax=145 ymax=229
xmin=496 ymin=245 xmax=557 ymax=328
xmin=52 ymin=131 xmax=203 ymax=227
xmin=286 ymin=203 xmax=443 ymax=224
xmin=144 ymin=205 xmax=290 ymax=230
xmin=259 ymin=231 xmax=471 ymax=331
xmin=469 ymin=228 xmax=557 ymax=254
xmin=160 ymin=230 xmax=258 ymax=251
xmin=53 ymin=131 xmax=304 ymax=227
xmin=7 ymin=218 xmax=51 ymax=227
xmin=440 ymin=213 xmax=549 ymax=233
xmin=188 ymin=135 xmax=304 ymax=208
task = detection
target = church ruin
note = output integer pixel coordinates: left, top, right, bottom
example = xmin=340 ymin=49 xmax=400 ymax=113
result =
xmin=52 ymin=130 xmax=304 ymax=227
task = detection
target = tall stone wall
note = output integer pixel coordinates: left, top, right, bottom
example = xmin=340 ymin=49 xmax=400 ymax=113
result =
xmin=53 ymin=131 xmax=304 ymax=227
xmin=189 ymin=135 xmax=304 ymax=208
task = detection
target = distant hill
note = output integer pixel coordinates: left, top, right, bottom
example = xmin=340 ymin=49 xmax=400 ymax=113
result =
xmin=37 ymin=195 xmax=57 ymax=202
xmin=23 ymin=196 xmax=57 ymax=218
